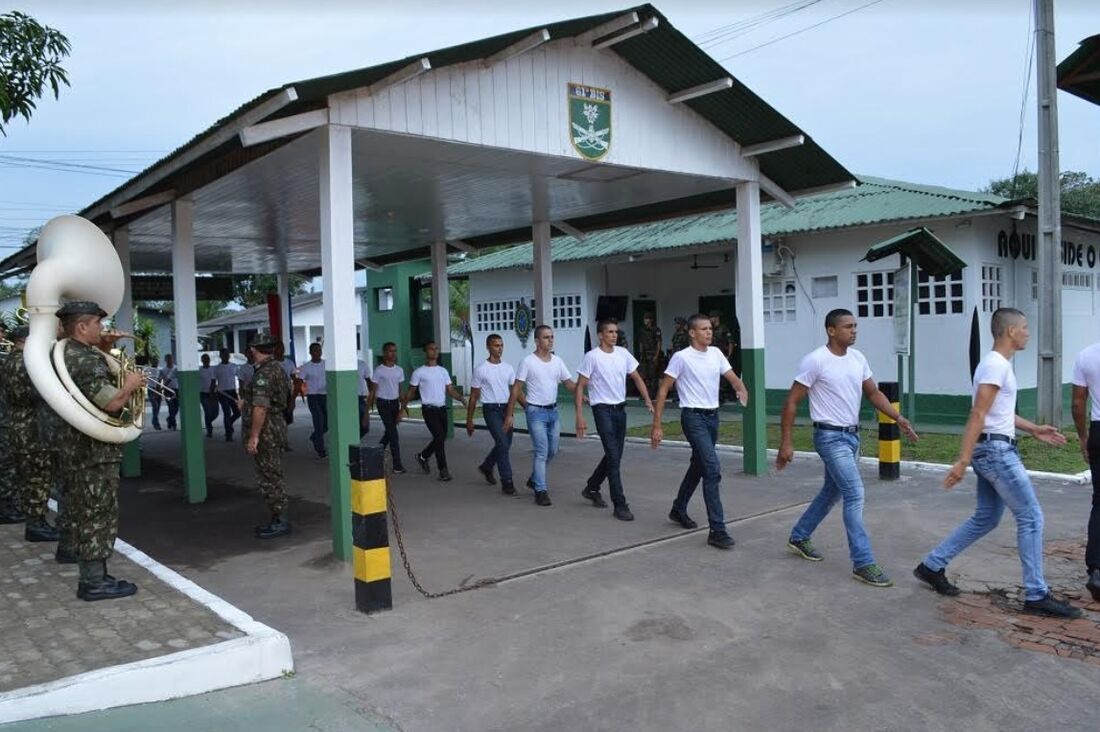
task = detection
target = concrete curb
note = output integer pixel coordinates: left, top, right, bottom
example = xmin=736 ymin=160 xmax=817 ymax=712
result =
xmin=0 ymin=504 xmax=294 ymax=725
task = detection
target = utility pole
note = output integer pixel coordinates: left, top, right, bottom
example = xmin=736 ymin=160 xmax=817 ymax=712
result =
xmin=1035 ymin=0 xmax=1062 ymax=426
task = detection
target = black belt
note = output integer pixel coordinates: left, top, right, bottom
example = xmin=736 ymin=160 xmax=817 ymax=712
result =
xmin=592 ymin=402 xmax=626 ymax=409
xmin=813 ymin=422 xmax=860 ymax=434
xmin=682 ymin=407 xmax=718 ymax=415
xmin=422 ymin=404 xmax=446 ymax=410
xmin=481 ymin=402 xmax=507 ymax=407
xmin=528 ymin=403 xmax=557 ymax=409
xmin=377 ymin=397 xmax=400 ymax=403
xmin=978 ymin=433 xmax=1017 ymax=447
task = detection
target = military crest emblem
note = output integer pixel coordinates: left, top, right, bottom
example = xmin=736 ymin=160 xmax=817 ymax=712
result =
xmin=568 ymin=83 xmax=611 ymax=161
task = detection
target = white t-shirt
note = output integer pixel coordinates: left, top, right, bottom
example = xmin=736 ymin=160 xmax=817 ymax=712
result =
xmin=357 ymin=359 xmax=371 ymax=397
xmin=238 ymin=363 xmax=255 ymax=388
xmin=213 ymin=363 xmax=239 ymax=392
xmin=159 ymin=366 xmax=178 ymax=390
xmin=371 ymin=364 xmax=404 ymax=400
xmin=577 ymin=346 xmax=639 ymax=405
xmin=198 ymin=366 xmax=216 ymax=392
xmin=974 ymin=350 xmax=1017 ymax=437
xmin=517 ymin=353 xmax=571 ymax=406
xmin=410 ymin=364 xmax=453 ymax=407
xmin=664 ymin=346 xmax=730 ymax=409
xmin=471 ymin=360 xmax=516 ymax=404
xmin=794 ymin=345 xmax=872 ymax=427
xmin=299 ymin=360 xmax=327 ymax=395
xmin=1072 ymin=342 xmax=1100 ymax=421
xmin=280 ymin=357 xmax=296 ymax=379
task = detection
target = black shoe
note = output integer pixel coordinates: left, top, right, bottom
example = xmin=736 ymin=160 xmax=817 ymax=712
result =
xmin=707 ymin=531 xmax=735 ymax=549
xmin=0 ymin=506 xmax=26 ymax=524
xmin=255 ymin=517 xmax=292 ymax=540
xmin=613 ymin=504 xmax=635 ymax=521
xmin=225 ymin=434 xmax=233 ymax=442
xmin=501 ymin=481 xmax=516 ymax=496
xmin=392 ymin=466 xmax=407 ymax=475
xmin=913 ymin=562 xmax=960 ymax=596
xmin=526 ymin=478 xmax=536 ymax=491
xmin=1087 ymin=569 xmax=1100 ymax=602
xmin=668 ymin=507 xmax=698 ymax=529
xmin=153 ymin=424 xmax=162 ymax=431
xmin=78 ymin=577 xmax=138 ymax=602
xmin=534 ymin=491 xmax=552 ymax=506
xmin=1023 ymin=592 xmax=1083 ymax=619
xmin=56 ymin=546 xmax=78 ymax=564
xmin=25 ymin=519 xmax=60 ymax=542
xmin=206 ymin=430 xmax=213 ymax=438
xmin=581 ymin=486 xmax=608 ymax=508
xmin=438 ymin=469 xmax=453 ymax=482
xmin=416 ymin=453 xmax=430 ymax=474
xmin=477 ymin=463 xmax=496 ymax=485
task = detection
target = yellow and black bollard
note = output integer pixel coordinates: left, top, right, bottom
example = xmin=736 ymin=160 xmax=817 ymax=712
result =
xmin=878 ymin=381 xmax=901 ymax=480
xmin=350 ymin=444 xmax=392 ymax=613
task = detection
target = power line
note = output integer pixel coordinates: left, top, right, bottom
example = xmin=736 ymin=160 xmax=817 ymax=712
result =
xmin=0 ymin=154 xmax=139 ymax=174
xmin=695 ymin=0 xmax=826 ymax=49
xmin=717 ymin=0 xmax=887 ymax=62
xmin=1009 ymin=3 xmax=1036 ymax=199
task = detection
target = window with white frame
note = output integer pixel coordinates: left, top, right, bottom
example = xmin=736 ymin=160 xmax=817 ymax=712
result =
xmin=980 ymin=265 xmax=1003 ymax=313
xmin=763 ymin=278 xmax=797 ymax=322
xmin=474 ymin=299 xmax=518 ymax=332
xmin=917 ymin=269 xmax=964 ymax=315
xmin=855 ymin=271 xmax=894 ymax=318
xmin=552 ymin=294 xmax=582 ymax=330
xmin=1063 ymin=271 xmax=1093 ymax=290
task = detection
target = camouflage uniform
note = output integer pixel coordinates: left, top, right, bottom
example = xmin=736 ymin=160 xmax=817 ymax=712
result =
xmin=635 ymin=322 xmax=663 ymax=396
xmin=63 ymin=339 xmax=124 ymax=561
xmin=0 ymin=347 xmax=56 ymax=523
xmin=670 ymin=323 xmax=690 ymax=353
xmin=0 ymin=350 xmax=20 ymax=516
xmin=241 ymin=357 xmax=291 ymax=516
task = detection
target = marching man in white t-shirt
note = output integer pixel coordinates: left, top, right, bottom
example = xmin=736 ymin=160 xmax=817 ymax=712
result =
xmin=466 ymin=333 xmax=519 ymax=495
xmin=576 ymin=319 xmax=653 ymax=521
xmin=401 ymin=341 xmax=466 ymax=482
xmin=650 ymin=314 xmax=748 ymax=550
xmin=357 ymin=357 xmax=371 ymax=438
xmin=504 ymin=325 xmax=579 ymax=506
xmin=1071 ymin=334 xmax=1100 ymax=601
xmin=778 ymin=308 xmax=917 ymax=588
xmin=917 ymin=308 xmax=1081 ymax=617
xmin=367 ymin=342 xmax=406 ymax=474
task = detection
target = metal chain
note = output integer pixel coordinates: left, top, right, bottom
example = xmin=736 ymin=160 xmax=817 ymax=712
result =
xmin=386 ymin=486 xmax=497 ymax=599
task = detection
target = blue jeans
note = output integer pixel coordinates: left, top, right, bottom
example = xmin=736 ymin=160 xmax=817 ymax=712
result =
xmin=923 ymin=441 xmax=1048 ymax=601
xmin=218 ymin=389 xmax=240 ymax=438
xmin=525 ymin=404 xmax=559 ymax=492
xmin=586 ymin=403 xmax=628 ymax=507
xmin=307 ymin=394 xmax=328 ymax=456
xmin=672 ymin=409 xmax=726 ymax=532
xmin=790 ymin=429 xmax=875 ymax=569
xmin=481 ymin=404 xmax=513 ymax=484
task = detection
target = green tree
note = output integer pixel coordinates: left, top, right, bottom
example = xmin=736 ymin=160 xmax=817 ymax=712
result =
xmin=133 ymin=312 xmax=160 ymax=362
xmin=232 ymin=274 xmax=309 ymax=308
xmin=986 ymin=170 xmax=1100 ymax=219
xmin=0 ymin=11 xmax=71 ymax=135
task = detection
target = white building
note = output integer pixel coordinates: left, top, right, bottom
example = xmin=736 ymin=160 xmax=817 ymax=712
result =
xmin=448 ymin=176 xmax=1100 ymax=424
xmin=198 ymin=291 xmax=349 ymax=363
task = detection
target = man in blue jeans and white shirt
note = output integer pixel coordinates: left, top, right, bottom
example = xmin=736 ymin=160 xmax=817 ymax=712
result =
xmin=505 ymin=325 xmax=578 ymax=506
xmin=651 ymin=313 xmax=748 ymax=549
xmin=778 ymin=308 xmax=917 ymax=587
xmin=299 ymin=343 xmax=328 ymax=458
xmin=576 ymin=319 xmax=653 ymax=521
xmin=466 ymin=334 xmax=519 ymax=495
xmin=916 ymin=308 xmax=1082 ymax=618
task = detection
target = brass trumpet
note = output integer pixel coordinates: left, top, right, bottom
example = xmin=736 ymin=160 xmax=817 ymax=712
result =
xmin=98 ymin=330 xmax=177 ymax=417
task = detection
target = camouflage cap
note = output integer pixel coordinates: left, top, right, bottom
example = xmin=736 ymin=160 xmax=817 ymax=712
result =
xmin=249 ymin=332 xmax=277 ymax=348
xmin=55 ymin=300 xmax=107 ymax=318
xmin=9 ymin=325 xmax=29 ymax=340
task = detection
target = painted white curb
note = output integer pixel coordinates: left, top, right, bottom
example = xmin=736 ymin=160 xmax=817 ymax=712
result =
xmin=0 ymin=511 xmax=294 ymax=724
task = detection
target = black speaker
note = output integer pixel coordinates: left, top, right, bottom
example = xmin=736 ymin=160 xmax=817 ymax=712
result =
xmin=596 ymin=295 xmax=628 ymax=322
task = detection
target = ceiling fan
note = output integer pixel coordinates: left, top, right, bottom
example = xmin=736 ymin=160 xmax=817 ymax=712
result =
xmin=689 ymin=254 xmax=719 ymax=270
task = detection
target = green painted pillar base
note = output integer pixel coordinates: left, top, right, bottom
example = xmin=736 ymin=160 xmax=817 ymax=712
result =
xmin=326 ymin=370 xmax=358 ymax=561
xmin=177 ymin=370 xmax=207 ymax=503
xmin=121 ymin=440 xmax=141 ymax=478
xmin=741 ymin=348 xmax=767 ymax=476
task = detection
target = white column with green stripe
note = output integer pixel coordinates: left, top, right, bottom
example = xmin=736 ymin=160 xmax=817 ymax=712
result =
xmin=736 ymin=180 xmax=767 ymax=475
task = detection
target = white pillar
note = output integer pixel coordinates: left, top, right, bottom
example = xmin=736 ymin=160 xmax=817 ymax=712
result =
xmin=735 ymin=181 xmax=764 ymax=350
xmin=113 ymin=227 xmax=134 ymax=355
xmin=359 ymin=271 xmax=372 ymax=367
xmin=532 ymin=221 xmax=552 ymax=326
xmin=172 ymin=199 xmax=198 ymax=370
xmin=432 ymin=240 xmax=451 ymax=353
xmin=276 ymin=271 xmax=292 ymax=345
xmin=319 ymin=124 xmax=358 ymax=371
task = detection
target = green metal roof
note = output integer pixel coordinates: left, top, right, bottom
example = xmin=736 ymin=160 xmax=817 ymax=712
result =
xmin=446 ymin=176 xmax=1010 ymax=275
xmin=1058 ymin=34 xmax=1100 ymax=107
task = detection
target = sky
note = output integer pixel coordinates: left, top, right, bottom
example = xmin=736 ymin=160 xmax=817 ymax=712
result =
xmin=1 ymin=0 xmax=1098 ymax=258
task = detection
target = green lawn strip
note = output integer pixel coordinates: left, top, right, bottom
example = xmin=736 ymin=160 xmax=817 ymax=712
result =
xmin=625 ymin=421 xmax=1088 ymax=475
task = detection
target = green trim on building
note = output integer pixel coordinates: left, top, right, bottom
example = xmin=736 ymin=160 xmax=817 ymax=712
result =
xmin=121 ymin=440 xmax=141 ymax=478
xmin=176 ymin=370 xmax=207 ymax=504
xmin=326 ymin=369 xmax=358 ymax=561
xmin=742 ymin=348 xmax=767 ymax=475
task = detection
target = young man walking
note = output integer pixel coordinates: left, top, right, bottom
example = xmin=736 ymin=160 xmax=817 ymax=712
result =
xmin=576 ymin=319 xmax=653 ymax=521
xmin=778 ymin=308 xmax=917 ymax=588
xmin=198 ymin=353 xmax=219 ymax=438
xmin=505 ymin=325 xmax=578 ymax=506
xmin=214 ymin=348 xmax=240 ymax=442
xmin=466 ymin=334 xmax=518 ymax=495
xmin=299 ymin=342 xmax=328 ymax=458
xmin=402 ymin=341 xmax=466 ymax=482
xmin=1072 ymin=336 xmax=1100 ymax=601
xmin=368 ymin=342 xmax=405 ymax=474
xmin=650 ymin=314 xmax=747 ymax=549
xmin=916 ymin=308 xmax=1082 ymax=618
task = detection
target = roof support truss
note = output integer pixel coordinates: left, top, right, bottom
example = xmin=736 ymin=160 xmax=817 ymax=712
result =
xmin=759 ymin=174 xmax=796 ymax=210
xmin=482 ymin=29 xmax=550 ymax=67
xmin=667 ymin=78 xmax=733 ymax=104
xmin=240 ymin=108 xmax=330 ymax=148
xmin=592 ymin=15 xmax=658 ymax=49
xmin=366 ymin=58 xmax=430 ymax=96
xmin=109 ymin=189 xmax=175 ymax=219
xmin=551 ymin=220 xmax=587 ymax=241
xmin=741 ymin=134 xmax=805 ymax=157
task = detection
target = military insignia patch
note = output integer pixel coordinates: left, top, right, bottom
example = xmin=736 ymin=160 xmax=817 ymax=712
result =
xmin=568 ymin=83 xmax=611 ymax=161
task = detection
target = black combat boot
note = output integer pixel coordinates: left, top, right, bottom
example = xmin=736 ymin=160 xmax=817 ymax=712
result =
xmin=55 ymin=531 xmax=78 ymax=564
xmin=25 ymin=517 xmax=60 ymax=542
xmin=77 ymin=560 xmax=137 ymax=601
xmin=255 ymin=515 xmax=291 ymax=539
xmin=0 ymin=501 xmax=26 ymax=524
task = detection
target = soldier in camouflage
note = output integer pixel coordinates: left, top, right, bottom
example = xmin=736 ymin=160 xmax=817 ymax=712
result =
xmin=58 ymin=300 xmax=145 ymax=601
xmin=670 ymin=317 xmax=690 ymax=353
xmin=240 ymin=332 xmax=292 ymax=539
xmin=0 ymin=325 xmax=63 ymax=545
xmin=635 ymin=312 xmax=663 ymax=398
xmin=0 ymin=322 xmax=26 ymax=525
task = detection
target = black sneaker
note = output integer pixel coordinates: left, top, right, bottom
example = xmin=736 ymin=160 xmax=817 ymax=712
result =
xmin=438 ymin=469 xmax=453 ymax=482
xmin=477 ymin=463 xmax=496 ymax=485
xmin=581 ymin=486 xmax=608 ymax=508
xmin=501 ymin=481 xmax=517 ymax=496
xmin=668 ymin=507 xmax=698 ymax=529
xmin=534 ymin=491 xmax=552 ymax=506
xmin=613 ymin=504 xmax=635 ymax=521
xmin=787 ymin=538 xmax=824 ymax=562
xmin=526 ymin=478 xmax=536 ymax=491
xmin=255 ymin=518 xmax=292 ymax=540
xmin=707 ymin=531 xmax=735 ymax=550
xmin=1023 ymin=593 xmax=1084 ymax=619
xmin=1087 ymin=569 xmax=1100 ymax=602
xmin=392 ymin=466 xmax=407 ymax=475
xmin=912 ymin=562 xmax=960 ymax=596
xmin=852 ymin=564 xmax=893 ymax=588
xmin=416 ymin=453 xmax=430 ymax=474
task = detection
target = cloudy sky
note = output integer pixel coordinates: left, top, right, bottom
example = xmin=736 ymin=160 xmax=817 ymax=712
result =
xmin=1 ymin=0 xmax=1097 ymax=255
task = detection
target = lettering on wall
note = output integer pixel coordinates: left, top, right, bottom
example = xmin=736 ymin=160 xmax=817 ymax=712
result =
xmin=997 ymin=229 xmax=1095 ymax=269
